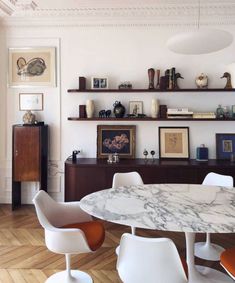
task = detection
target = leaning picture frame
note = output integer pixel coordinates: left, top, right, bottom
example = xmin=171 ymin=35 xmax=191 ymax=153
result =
xmin=129 ymin=101 xmax=143 ymax=116
xmin=97 ymin=125 xmax=136 ymax=159
xmin=159 ymin=127 xmax=190 ymax=159
xmin=91 ymin=77 xmax=108 ymax=89
xmin=216 ymin=133 xmax=235 ymax=160
xmin=8 ymin=47 xmax=56 ymax=87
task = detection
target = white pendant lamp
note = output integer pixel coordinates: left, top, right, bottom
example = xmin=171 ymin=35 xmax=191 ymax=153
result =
xmin=167 ymin=1 xmax=233 ymax=55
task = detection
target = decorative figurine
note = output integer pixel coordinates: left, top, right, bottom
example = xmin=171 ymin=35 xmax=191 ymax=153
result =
xmin=113 ymin=101 xmax=125 ymax=118
xmin=143 ymin=149 xmax=148 ymax=160
xmin=105 ymin=110 xmax=111 ymax=118
xmin=99 ymin=110 xmax=106 ymax=118
xmin=174 ymin=73 xmax=184 ymax=90
xmin=23 ymin=110 xmax=36 ymax=124
xmin=195 ymin=73 xmax=208 ymax=89
xmin=150 ymin=150 xmax=155 ymax=160
xmin=156 ymin=69 xmax=160 ymax=89
xmin=148 ymin=68 xmax=155 ymax=89
xmin=118 ymin=81 xmax=132 ymax=89
xmin=216 ymin=104 xmax=224 ymax=119
xmin=221 ymin=72 xmax=232 ymax=89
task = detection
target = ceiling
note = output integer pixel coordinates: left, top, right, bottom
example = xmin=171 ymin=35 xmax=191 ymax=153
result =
xmin=1 ymin=0 xmax=235 ymax=27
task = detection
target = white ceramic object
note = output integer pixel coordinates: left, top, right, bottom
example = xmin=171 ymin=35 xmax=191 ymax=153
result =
xmin=151 ymin=98 xmax=159 ymax=118
xmin=195 ymin=73 xmax=208 ymax=89
xmin=86 ymin=100 xmax=95 ymax=118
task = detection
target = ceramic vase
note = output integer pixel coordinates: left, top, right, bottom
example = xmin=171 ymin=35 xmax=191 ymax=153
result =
xmin=151 ymin=98 xmax=159 ymax=118
xmin=86 ymin=99 xmax=95 ymax=118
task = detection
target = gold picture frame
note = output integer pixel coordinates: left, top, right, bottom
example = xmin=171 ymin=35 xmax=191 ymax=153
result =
xmin=97 ymin=125 xmax=136 ymax=159
xmin=8 ymin=47 xmax=56 ymax=87
xmin=159 ymin=127 xmax=190 ymax=159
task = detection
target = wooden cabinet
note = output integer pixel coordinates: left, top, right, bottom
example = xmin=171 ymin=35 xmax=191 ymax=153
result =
xmin=65 ymin=158 xmax=235 ymax=201
xmin=12 ymin=125 xmax=48 ymax=210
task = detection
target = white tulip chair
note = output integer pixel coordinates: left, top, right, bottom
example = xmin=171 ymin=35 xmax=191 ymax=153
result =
xmin=33 ymin=190 xmax=105 ymax=283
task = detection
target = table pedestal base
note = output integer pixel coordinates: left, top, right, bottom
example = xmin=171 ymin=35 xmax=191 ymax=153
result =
xmin=186 ymin=232 xmax=233 ymax=283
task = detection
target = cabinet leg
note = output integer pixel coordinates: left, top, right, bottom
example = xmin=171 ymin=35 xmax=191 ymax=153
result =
xmin=12 ymin=181 xmax=21 ymax=210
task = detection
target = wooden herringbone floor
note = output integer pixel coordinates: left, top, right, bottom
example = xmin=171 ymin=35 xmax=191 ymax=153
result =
xmin=0 ymin=204 xmax=234 ymax=282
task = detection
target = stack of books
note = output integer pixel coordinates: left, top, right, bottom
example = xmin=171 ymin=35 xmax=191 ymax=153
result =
xmin=167 ymin=108 xmax=193 ymax=119
xmin=193 ymin=112 xmax=216 ymax=119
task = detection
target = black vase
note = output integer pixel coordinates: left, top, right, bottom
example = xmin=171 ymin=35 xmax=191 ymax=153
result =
xmin=113 ymin=101 xmax=125 ymax=118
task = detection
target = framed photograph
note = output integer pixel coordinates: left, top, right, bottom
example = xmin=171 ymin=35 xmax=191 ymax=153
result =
xmin=8 ymin=47 xmax=56 ymax=87
xmin=159 ymin=127 xmax=190 ymax=159
xmin=91 ymin=77 xmax=108 ymax=89
xmin=97 ymin=125 xmax=136 ymax=159
xmin=216 ymin=133 xmax=235 ymax=160
xmin=19 ymin=93 xmax=43 ymax=111
xmin=129 ymin=101 xmax=143 ymax=116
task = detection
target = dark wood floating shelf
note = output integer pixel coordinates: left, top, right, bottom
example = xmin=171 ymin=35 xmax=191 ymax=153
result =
xmin=68 ymin=88 xmax=235 ymax=93
xmin=68 ymin=117 xmax=235 ymax=121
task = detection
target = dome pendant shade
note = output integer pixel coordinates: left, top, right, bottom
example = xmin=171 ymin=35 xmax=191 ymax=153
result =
xmin=167 ymin=29 xmax=233 ymax=55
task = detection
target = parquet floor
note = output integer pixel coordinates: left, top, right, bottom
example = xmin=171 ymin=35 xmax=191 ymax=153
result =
xmin=0 ymin=204 xmax=234 ymax=282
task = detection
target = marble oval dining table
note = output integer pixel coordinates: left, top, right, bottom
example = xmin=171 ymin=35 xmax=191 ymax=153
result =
xmin=80 ymin=183 xmax=235 ymax=283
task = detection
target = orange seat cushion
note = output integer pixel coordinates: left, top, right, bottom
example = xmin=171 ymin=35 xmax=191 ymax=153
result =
xmin=180 ymin=256 xmax=188 ymax=279
xmin=61 ymin=221 xmax=105 ymax=251
xmin=221 ymin=247 xmax=235 ymax=277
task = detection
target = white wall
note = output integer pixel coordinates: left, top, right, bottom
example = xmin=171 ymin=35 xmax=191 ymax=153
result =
xmin=1 ymin=23 xmax=235 ymax=203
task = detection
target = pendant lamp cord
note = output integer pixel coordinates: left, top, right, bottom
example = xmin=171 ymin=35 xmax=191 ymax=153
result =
xmin=197 ymin=0 xmax=201 ymax=29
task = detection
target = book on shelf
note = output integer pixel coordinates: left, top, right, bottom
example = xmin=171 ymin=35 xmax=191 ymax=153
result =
xmin=193 ymin=112 xmax=216 ymax=119
xmin=167 ymin=114 xmax=193 ymax=119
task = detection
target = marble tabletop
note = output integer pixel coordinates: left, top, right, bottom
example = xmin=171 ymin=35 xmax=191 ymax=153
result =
xmin=80 ymin=183 xmax=235 ymax=233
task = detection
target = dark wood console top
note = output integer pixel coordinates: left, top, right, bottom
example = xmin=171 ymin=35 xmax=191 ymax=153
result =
xmin=65 ymin=158 xmax=235 ymax=167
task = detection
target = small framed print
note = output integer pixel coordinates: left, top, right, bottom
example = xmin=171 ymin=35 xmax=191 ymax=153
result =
xmin=159 ymin=127 xmax=190 ymax=159
xmin=129 ymin=101 xmax=143 ymax=116
xmin=91 ymin=77 xmax=108 ymax=89
xmin=232 ymin=105 xmax=235 ymax=118
xmin=216 ymin=133 xmax=235 ymax=160
xmin=19 ymin=93 xmax=43 ymax=111
xmin=97 ymin=125 xmax=136 ymax=159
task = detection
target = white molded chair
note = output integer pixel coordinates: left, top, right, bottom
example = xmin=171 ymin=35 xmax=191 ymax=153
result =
xmin=117 ymin=233 xmax=188 ymax=283
xmin=195 ymin=172 xmax=233 ymax=261
xmin=112 ymin=171 xmax=144 ymax=254
xmin=33 ymin=190 xmax=105 ymax=283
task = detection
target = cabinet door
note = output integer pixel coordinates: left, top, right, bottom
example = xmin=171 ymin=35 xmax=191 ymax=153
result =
xmin=13 ymin=127 xmax=40 ymax=181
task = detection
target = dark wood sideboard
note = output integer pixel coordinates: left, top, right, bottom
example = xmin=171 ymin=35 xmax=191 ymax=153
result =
xmin=65 ymin=158 xmax=235 ymax=201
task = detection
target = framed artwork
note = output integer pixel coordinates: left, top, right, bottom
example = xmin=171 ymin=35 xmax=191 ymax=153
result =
xmin=129 ymin=101 xmax=143 ymax=116
xmin=159 ymin=127 xmax=190 ymax=159
xmin=8 ymin=47 xmax=56 ymax=87
xmin=91 ymin=77 xmax=108 ymax=89
xmin=19 ymin=93 xmax=43 ymax=111
xmin=97 ymin=125 xmax=136 ymax=158
xmin=216 ymin=133 xmax=235 ymax=160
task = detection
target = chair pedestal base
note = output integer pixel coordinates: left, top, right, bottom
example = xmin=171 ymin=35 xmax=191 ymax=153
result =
xmin=195 ymin=242 xmax=225 ymax=261
xmin=46 ymin=270 xmax=93 ymax=283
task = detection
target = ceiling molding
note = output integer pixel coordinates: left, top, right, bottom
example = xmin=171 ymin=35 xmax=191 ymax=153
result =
xmin=1 ymin=2 xmax=235 ymax=27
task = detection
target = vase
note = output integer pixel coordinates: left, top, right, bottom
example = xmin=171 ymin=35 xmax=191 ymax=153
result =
xmin=86 ymin=99 xmax=95 ymax=118
xmin=113 ymin=101 xmax=125 ymax=118
xmin=151 ymin=99 xmax=159 ymax=118
xmin=148 ymin=68 xmax=155 ymax=89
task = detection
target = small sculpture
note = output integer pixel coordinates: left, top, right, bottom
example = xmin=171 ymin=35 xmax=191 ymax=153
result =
xmin=99 ymin=110 xmax=106 ymax=118
xmin=23 ymin=110 xmax=36 ymax=124
xmin=221 ymin=72 xmax=232 ymax=89
xmin=195 ymin=73 xmax=208 ymax=89
xmin=148 ymin=68 xmax=155 ymax=89
xmin=156 ymin=69 xmax=160 ymax=89
xmin=150 ymin=150 xmax=155 ymax=160
xmin=143 ymin=149 xmax=148 ymax=160
xmin=174 ymin=73 xmax=184 ymax=90
xmin=105 ymin=110 xmax=111 ymax=118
